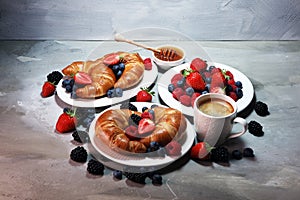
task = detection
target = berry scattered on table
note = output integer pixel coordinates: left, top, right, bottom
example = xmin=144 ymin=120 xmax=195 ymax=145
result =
xmin=254 ymin=101 xmax=270 ymax=116
xmin=72 ymin=130 xmax=88 ymax=143
xmin=124 ymin=172 xmax=147 ymax=184
xmin=210 ymin=146 xmax=229 ymax=163
xmin=243 ymin=147 xmax=255 ymax=157
xmin=47 ymin=71 xmax=63 ymax=85
xmin=87 ymin=159 xmax=105 ymax=175
xmin=151 ymin=174 xmax=163 ymax=185
xmin=70 ymin=146 xmax=87 ymax=163
xmin=113 ymin=170 xmax=123 ymax=180
xmin=190 ymin=142 xmax=213 ymax=160
xmin=56 ymin=109 xmax=76 ymax=133
xmin=248 ymin=120 xmax=264 ymax=137
xmin=136 ymin=87 xmax=155 ymax=102
xmin=41 ymin=81 xmax=56 ymax=97
xmin=165 ymin=141 xmax=182 ymax=156
xmin=231 ymin=149 xmax=243 ymax=160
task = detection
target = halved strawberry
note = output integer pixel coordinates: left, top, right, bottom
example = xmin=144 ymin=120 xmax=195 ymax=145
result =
xmin=190 ymin=142 xmax=213 ymax=160
xmin=103 ymin=53 xmax=120 ymax=65
xmin=138 ymin=118 xmax=155 ymax=135
xmin=74 ymin=72 xmax=92 ymax=85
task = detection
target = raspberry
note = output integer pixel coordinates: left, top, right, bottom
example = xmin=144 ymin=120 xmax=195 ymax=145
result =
xmin=70 ymin=146 xmax=87 ymax=163
xmin=165 ymin=141 xmax=182 ymax=156
xmin=211 ymin=146 xmax=229 ymax=163
xmin=243 ymin=148 xmax=255 ymax=157
xmin=254 ymin=101 xmax=270 ymax=116
xmin=124 ymin=172 xmax=147 ymax=184
xmin=179 ymin=95 xmax=191 ymax=106
xmin=87 ymin=159 xmax=105 ymax=175
xmin=172 ymin=87 xmax=184 ymax=100
xmin=248 ymin=121 xmax=264 ymax=137
xmin=231 ymin=150 xmax=243 ymax=160
xmin=47 ymin=71 xmax=63 ymax=85
xmin=120 ymin=102 xmax=138 ymax=111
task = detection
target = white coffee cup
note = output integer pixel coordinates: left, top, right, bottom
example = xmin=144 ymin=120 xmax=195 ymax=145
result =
xmin=193 ymin=93 xmax=247 ymax=146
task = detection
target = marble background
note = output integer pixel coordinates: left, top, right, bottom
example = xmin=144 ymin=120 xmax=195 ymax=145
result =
xmin=0 ymin=0 xmax=300 ymax=40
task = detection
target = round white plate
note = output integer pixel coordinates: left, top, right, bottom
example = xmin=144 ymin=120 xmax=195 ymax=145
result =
xmin=56 ymin=59 xmax=158 ymax=108
xmin=158 ymin=62 xmax=254 ymax=116
xmin=88 ymin=102 xmax=195 ymax=169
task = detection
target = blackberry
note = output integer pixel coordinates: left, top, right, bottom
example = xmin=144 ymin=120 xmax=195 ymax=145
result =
xmin=254 ymin=101 xmax=269 ymax=116
xmin=112 ymin=170 xmax=123 ymax=180
xmin=120 ymin=102 xmax=138 ymax=111
xmin=151 ymin=174 xmax=163 ymax=185
xmin=248 ymin=121 xmax=264 ymax=136
xmin=72 ymin=131 xmax=82 ymax=143
xmin=124 ymin=172 xmax=147 ymax=184
xmin=47 ymin=71 xmax=63 ymax=85
xmin=87 ymin=159 xmax=104 ymax=175
xmin=231 ymin=150 xmax=243 ymax=160
xmin=130 ymin=114 xmax=142 ymax=126
xmin=211 ymin=146 xmax=229 ymax=163
xmin=70 ymin=146 xmax=87 ymax=163
xmin=243 ymin=148 xmax=255 ymax=157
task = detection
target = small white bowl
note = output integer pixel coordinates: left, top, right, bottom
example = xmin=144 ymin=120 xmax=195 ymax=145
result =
xmin=152 ymin=45 xmax=185 ymax=71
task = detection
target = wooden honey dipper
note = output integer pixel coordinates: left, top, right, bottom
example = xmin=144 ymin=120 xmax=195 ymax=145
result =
xmin=114 ymin=33 xmax=180 ymax=61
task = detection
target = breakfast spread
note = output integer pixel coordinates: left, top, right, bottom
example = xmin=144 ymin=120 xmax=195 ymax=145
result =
xmin=61 ymin=51 xmax=145 ymax=98
xmin=94 ymin=104 xmax=187 ymax=154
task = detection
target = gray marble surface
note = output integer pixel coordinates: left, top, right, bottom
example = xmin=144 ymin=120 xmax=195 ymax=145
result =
xmin=0 ymin=40 xmax=300 ymax=200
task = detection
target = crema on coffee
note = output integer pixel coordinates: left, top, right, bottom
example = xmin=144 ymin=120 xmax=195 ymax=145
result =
xmin=198 ymin=99 xmax=234 ymax=117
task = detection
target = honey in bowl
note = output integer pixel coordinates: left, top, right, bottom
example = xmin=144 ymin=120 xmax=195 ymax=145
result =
xmin=154 ymin=46 xmax=184 ymax=62
xmin=198 ymin=98 xmax=234 ymax=117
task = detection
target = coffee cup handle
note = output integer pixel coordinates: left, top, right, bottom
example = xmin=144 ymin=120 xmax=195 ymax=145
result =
xmin=228 ymin=117 xmax=248 ymax=139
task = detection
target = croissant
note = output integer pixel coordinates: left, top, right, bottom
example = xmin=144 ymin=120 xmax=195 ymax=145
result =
xmin=95 ymin=106 xmax=187 ymax=153
xmin=61 ymin=52 xmax=145 ymax=98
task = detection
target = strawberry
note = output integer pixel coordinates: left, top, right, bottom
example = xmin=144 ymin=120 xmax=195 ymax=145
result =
xmin=190 ymin=142 xmax=213 ymax=160
xmin=165 ymin=141 xmax=182 ymax=156
xmin=190 ymin=58 xmax=207 ymax=72
xmin=143 ymin=58 xmax=152 ymax=70
xmin=211 ymin=72 xmax=226 ymax=88
xmin=74 ymin=72 xmax=92 ymax=85
xmin=41 ymin=81 xmax=56 ymax=97
xmin=227 ymin=79 xmax=235 ymax=86
xmin=103 ymin=53 xmax=120 ymax=65
xmin=56 ymin=109 xmax=76 ymax=133
xmin=141 ymin=112 xmax=154 ymax=120
xmin=183 ymin=69 xmax=206 ymax=91
xmin=125 ymin=125 xmax=139 ymax=139
xmin=136 ymin=87 xmax=155 ymax=102
xmin=138 ymin=118 xmax=156 ymax=135
xmin=172 ymin=87 xmax=184 ymax=100
xmin=179 ymin=95 xmax=191 ymax=107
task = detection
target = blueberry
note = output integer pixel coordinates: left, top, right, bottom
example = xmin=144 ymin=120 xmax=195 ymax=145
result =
xmin=243 ymin=148 xmax=255 ymax=157
xmin=115 ymin=88 xmax=123 ymax=97
xmin=62 ymin=79 xmax=70 ymax=88
xmin=112 ymin=64 xmax=119 ymax=73
xmin=152 ymin=174 xmax=163 ymax=185
xmin=142 ymin=107 xmax=148 ymax=112
xmin=65 ymin=85 xmax=73 ymax=93
xmin=151 ymin=104 xmax=158 ymax=109
xmin=69 ymin=79 xmax=75 ymax=86
xmin=231 ymin=150 xmax=243 ymax=160
xmin=149 ymin=141 xmax=160 ymax=152
xmin=113 ymin=170 xmax=123 ymax=180
xmin=107 ymin=89 xmax=115 ymax=98
xmin=225 ymin=84 xmax=233 ymax=94
xmin=202 ymin=91 xmax=208 ymax=95
xmin=168 ymin=84 xmax=175 ymax=93
xmin=205 ymin=77 xmax=211 ymax=84
xmin=177 ymin=79 xmax=185 ymax=88
xmin=236 ymin=88 xmax=243 ymax=99
xmin=235 ymin=81 xmax=243 ymax=89
xmin=116 ymin=70 xmax=123 ymax=79
xmin=119 ymin=63 xmax=125 ymax=71
xmin=185 ymin=87 xmax=194 ymax=96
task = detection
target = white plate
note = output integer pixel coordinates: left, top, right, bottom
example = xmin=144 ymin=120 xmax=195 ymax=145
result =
xmin=56 ymin=59 xmax=158 ymax=108
xmin=158 ymin=62 xmax=254 ymax=116
xmin=88 ymin=102 xmax=195 ymax=169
